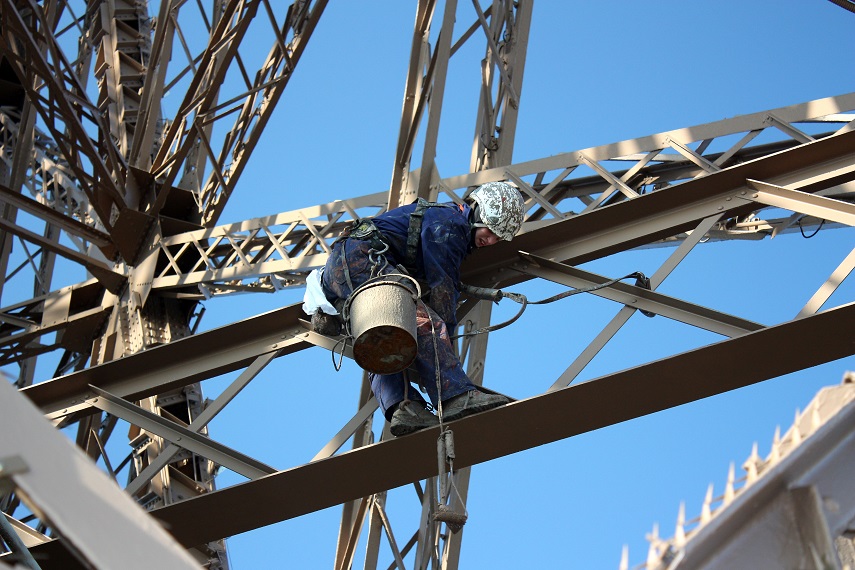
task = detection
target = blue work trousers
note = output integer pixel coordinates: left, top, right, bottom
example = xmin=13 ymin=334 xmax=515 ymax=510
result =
xmin=322 ymin=239 xmax=476 ymax=419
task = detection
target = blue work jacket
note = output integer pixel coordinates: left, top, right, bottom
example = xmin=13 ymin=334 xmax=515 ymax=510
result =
xmin=372 ymin=201 xmax=475 ymax=330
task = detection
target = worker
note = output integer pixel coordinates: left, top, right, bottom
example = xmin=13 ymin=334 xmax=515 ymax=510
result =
xmin=312 ymin=181 xmax=525 ymax=436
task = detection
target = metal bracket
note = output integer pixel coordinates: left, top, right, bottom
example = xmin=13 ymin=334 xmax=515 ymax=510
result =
xmin=0 ymin=455 xmax=29 ymax=479
xmin=0 ymin=455 xmax=28 ymax=493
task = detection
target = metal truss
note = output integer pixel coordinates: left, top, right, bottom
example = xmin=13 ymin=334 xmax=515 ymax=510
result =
xmin=32 ymin=93 xmax=855 ymax=306
xmin=1 ymin=0 xmax=855 ymax=569
xmin=7 ymin=125 xmax=855 ymax=568
xmin=1 ymin=0 xmax=330 ymax=568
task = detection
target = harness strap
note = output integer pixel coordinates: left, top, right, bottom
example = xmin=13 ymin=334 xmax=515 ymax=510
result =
xmin=405 ymin=198 xmax=429 ymax=269
xmin=405 ymin=198 xmax=459 ymax=269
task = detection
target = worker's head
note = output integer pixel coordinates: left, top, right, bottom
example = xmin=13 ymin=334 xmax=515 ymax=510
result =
xmin=468 ymin=181 xmax=525 ymax=242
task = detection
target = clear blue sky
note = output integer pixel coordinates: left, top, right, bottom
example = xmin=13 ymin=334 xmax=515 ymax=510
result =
xmin=7 ymin=2 xmax=854 ymax=569
xmin=193 ymin=2 xmax=855 ymax=569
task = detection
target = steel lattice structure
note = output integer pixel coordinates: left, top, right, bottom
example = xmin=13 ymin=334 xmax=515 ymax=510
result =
xmin=1 ymin=1 xmax=854 ymax=569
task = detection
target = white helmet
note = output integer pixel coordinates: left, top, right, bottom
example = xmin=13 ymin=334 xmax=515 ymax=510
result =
xmin=468 ymin=181 xmax=524 ymax=241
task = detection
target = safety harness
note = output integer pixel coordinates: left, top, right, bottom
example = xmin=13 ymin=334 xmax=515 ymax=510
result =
xmin=342 ymin=198 xmax=461 ymax=273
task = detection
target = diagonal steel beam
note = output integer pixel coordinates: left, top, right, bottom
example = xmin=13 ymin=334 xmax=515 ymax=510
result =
xmin=0 ymin=182 xmax=113 ymax=250
xmin=0 ymin=216 xmax=125 ymax=293
xmin=146 ymin=301 xmax=855 ymax=548
xmin=515 ymin=252 xmax=765 ymax=337
xmin=87 ymin=385 xmax=276 ymax=480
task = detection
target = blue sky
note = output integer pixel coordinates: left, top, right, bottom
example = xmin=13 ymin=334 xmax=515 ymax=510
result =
xmin=6 ymin=1 xmax=855 ymax=568
xmin=193 ymin=2 xmax=855 ymax=569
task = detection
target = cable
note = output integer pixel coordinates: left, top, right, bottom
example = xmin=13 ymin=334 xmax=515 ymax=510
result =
xmin=453 ymin=271 xmax=649 ymax=339
xmin=798 ymin=217 xmax=825 ymax=238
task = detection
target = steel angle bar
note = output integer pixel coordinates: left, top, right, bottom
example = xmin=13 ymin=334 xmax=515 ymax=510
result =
xmin=441 ymin=92 xmax=855 ymax=192
xmin=514 ymin=252 xmax=765 ymax=338
xmin=745 ymin=180 xmax=855 ymax=227
xmin=141 ymin=302 xmax=855 ymax=549
xmin=463 ymin=128 xmax=855 ymax=284
xmin=297 ymin=320 xmax=354 ymax=359
xmin=0 ymin=381 xmax=200 ymax=570
xmin=312 ymin=396 xmax=378 ymax=462
xmin=797 ymin=247 xmax=855 ymax=319
xmin=22 ymin=304 xmax=311 ymax=418
xmin=0 ymin=183 xmax=112 ymax=248
xmin=125 ymin=350 xmax=279 ymax=496
xmin=765 ymin=112 xmax=816 ymax=144
xmin=20 ymin=133 xmax=855 ymax=415
xmin=0 ymin=508 xmax=40 ymax=570
xmin=86 ymin=386 xmax=275 ymax=480
xmin=0 ymin=217 xmax=125 ymax=293
xmin=1 ymin=513 xmax=48 ymax=548
xmin=547 ymin=215 xmax=725 ymax=391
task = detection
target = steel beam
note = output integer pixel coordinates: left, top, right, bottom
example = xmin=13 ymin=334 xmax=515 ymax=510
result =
xmin=19 ymin=130 xmax=855 ymax=417
xmin=87 ymin=385 xmax=276 ymax=480
xmin=0 ymin=378 xmax=199 ymax=570
xmin=464 ymin=128 xmax=855 ymax=285
xmin=23 ymin=303 xmax=311 ymax=418
xmin=142 ymin=301 xmax=855 ymax=548
xmin=515 ymin=252 xmax=765 ymax=337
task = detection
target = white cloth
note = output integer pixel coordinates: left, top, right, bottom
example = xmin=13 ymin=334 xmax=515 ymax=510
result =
xmin=302 ymin=268 xmax=339 ymax=315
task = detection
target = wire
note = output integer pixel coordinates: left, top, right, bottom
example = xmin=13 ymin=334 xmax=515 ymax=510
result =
xmin=798 ymin=217 xmax=825 ymax=238
xmin=453 ymin=271 xmax=647 ymax=339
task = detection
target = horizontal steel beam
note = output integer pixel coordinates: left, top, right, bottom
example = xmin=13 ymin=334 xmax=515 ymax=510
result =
xmin=147 ymin=301 xmax=855 ymax=548
xmin=21 ymin=130 xmax=855 ymax=417
xmin=465 ymin=128 xmax=855 ymax=287
xmin=23 ymin=304 xmax=311 ymax=418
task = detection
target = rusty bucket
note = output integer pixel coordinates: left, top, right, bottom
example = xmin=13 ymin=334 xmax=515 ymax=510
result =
xmin=346 ymin=276 xmax=420 ymax=375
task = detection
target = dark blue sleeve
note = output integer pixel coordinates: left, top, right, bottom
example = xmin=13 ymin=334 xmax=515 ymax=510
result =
xmin=419 ymin=207 xmax=470 ymax=329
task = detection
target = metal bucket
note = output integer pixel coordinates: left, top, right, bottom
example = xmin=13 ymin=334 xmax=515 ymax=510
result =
xmin=347 ymin=277 xmax=419 ymax=375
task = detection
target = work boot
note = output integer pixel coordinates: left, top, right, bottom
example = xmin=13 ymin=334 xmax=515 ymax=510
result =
xmin=441 ymin=390 xmax=509 ymax=423
xmin=390 ymin=401 xmax=440 ymax=437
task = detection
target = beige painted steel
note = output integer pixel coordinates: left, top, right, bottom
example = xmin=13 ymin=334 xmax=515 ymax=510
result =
xmin=0 ymin=380 xmax=200 ymax=570
xmin=19 ymin=129 xmax=855 ymax=418
xmin=123 ymin=301 xmax=855 ymax=549
xmin=0 ymin=3 xmax=852 ymax=567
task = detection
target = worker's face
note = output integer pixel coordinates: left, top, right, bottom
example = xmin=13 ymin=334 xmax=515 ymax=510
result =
xmin=474 ymin=227 xmax=500 ymax=248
